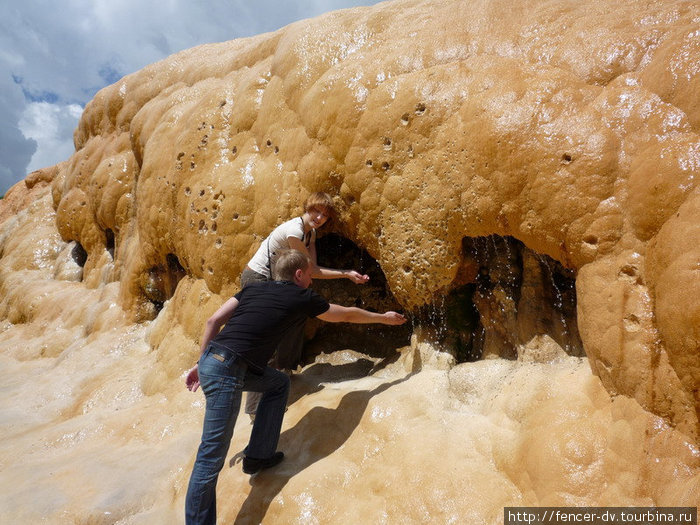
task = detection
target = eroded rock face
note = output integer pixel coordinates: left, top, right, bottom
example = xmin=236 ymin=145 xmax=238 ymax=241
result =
xmin=0 ymin=0 xmax=698 ymax=520
xmin=45 ymin=0 xmax=699 ymax=436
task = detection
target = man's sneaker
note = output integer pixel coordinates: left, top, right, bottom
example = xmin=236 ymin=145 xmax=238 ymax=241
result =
xmin=242 ymin=451 xmax=284 ymax=474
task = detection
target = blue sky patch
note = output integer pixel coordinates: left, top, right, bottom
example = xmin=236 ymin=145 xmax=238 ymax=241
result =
xmin=14 ymin=74 xmax=60 ymax=104
xmin=21 ymin=87 xmax=59 ymax=104
xmin=99 ymin=64 xmax=123 ymax=85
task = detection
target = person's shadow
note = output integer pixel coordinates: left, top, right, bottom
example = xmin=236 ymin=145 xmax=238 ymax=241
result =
xmin=232 ymin=358 xmax=412 ymax=524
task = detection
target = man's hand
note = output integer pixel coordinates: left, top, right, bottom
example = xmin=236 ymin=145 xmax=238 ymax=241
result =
xmin=186 ymin=365 xmax=200 ymax=392
xmin=382 ymin=311 xmax=407 ymax=325
xmin=319 ymin=305 xmax=408 ymax=325
xmin=346 ymin=270 xmax=370 ymax=284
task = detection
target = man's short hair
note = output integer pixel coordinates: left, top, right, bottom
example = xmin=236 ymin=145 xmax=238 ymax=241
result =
xmin=272 ymin=249 xmax=310 ymax=281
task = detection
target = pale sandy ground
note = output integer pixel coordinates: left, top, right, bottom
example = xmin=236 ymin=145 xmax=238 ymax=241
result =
xmin=0 ymin=189 xmax=698 ymax=524
xmin=0 ymin=310 xmax=697 ymax=524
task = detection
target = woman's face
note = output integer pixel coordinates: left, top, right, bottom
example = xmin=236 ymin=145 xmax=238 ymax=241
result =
xmin=306 ymin=206 xmax=330 ymax=229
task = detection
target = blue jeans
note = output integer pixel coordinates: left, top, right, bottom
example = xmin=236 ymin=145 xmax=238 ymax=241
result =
xmin=185 ymin=342 xmax=290 ymax=525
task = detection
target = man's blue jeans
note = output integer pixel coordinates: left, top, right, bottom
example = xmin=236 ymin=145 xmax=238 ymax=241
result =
xmin=185 ymin=343 xmax=290 ymax=525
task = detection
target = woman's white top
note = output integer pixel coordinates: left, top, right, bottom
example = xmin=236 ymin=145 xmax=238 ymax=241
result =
xmin=247 ymin=217 xmax=315 ymax=277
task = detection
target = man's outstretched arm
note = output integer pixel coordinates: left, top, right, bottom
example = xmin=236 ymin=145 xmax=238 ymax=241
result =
xmin=317 ymin=304 xmax=407 ymax=325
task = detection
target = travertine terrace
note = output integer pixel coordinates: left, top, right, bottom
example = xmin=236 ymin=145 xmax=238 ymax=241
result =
xmin=1 ymin=0 xmax=698 ymax=522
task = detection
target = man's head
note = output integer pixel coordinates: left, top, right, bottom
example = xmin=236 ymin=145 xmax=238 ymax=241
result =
xmin=272 ymin=249 xmax=313 ymax=288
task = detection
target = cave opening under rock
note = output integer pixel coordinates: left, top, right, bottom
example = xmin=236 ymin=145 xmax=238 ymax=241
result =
xmin=143 ymin=253 xmax=188 ymax=314
xmin=420 ymin=235 xmax=584 ymax=363
xmin=308 ymin=233 xmax=413 ymax=363
xmin=313 ymin=233 xmax=583 ymax=366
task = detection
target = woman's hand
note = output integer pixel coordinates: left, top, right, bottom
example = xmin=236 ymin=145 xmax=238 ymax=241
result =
xmin=185 ymin=365 xmax=200 ymax=392
xmin=346 ymin=270 xmax=370 ymax=284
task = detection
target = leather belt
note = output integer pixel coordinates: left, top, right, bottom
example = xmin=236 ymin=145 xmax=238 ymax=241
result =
xmin=207 ymin=341 xmax=262 ymax=374
xmin=208 ymin=341 xmax=237 ymax=363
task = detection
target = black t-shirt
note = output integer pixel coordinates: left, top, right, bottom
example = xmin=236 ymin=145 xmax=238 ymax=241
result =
xmin=212 ymin=280 xmax=330 ymax=371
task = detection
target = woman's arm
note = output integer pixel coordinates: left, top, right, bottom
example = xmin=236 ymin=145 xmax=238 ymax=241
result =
xmin=287 ymin=236 xmax=370 ymax=283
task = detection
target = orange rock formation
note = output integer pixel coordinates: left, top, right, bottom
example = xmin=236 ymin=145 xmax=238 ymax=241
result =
xmin=0 ymin=0 xmax=698 ymax=522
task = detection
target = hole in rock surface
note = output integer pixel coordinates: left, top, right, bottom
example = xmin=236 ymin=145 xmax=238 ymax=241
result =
xmin=415 ymin=235 xmax=583 ymax=363
xmin=307 ymin=234 xmax=412 ymax=363
xmin=143 ymin=253 xmax=188 ymax=315
xmin=105 ymin=228 xmax=115 ymax=259
xmin=71 ymin=242 xmax=88 ymax=269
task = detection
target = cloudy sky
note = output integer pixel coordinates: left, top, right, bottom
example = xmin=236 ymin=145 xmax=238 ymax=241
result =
xmin=0 ymin=0 xmax=383 ymax=195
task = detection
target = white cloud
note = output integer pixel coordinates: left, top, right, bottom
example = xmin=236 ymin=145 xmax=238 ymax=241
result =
xmin=19 ymin=102 xmax=83 ymax=173
xmin=0 ymin=0 xmax=382 ymax=194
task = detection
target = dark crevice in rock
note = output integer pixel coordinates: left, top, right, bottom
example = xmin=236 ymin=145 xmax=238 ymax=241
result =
xmin=418 ymin=235 xmax=584 ymax=363
xmin=143 ymin=253 xmax=188 ymax=314
xmin=71 ymin=242 xmax=88 ymax=269
xmin=105 ymin=228 xmax=115 ymax=259
xmin=306 ymin=233 xmax=412 ymax=362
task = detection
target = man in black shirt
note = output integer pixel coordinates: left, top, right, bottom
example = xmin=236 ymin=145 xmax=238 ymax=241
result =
xmin=184 ymin=249 xmax=406 ymax=525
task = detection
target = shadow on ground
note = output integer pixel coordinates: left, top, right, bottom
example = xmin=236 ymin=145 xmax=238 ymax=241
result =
xmin=231 ymin=357 xmax=411 ymax=524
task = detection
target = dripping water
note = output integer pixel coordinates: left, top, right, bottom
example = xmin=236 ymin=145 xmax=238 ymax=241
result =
xmin=415 ymin=235 xmax=583 ymax=362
